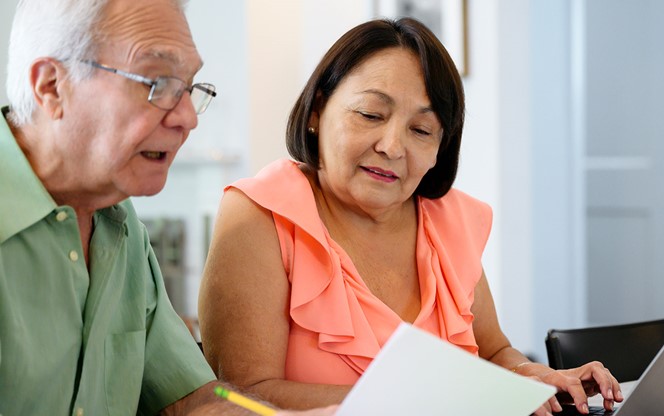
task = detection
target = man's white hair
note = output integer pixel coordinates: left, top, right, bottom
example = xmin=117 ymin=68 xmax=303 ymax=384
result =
xmin=5 ymin=0 xmax=188 ymax=126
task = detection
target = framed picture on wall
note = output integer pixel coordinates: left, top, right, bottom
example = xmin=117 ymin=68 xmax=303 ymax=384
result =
xmin=373 ymin=0 xmax=468 ymax=76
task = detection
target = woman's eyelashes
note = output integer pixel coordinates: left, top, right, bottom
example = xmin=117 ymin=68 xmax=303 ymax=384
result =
xmin=356 ymin=110 xmax=383 ymax=121
xmin=412 ymin=126 xmax=432 ymax=136
xmin=351 ymin=107 xmax=439 ymax=139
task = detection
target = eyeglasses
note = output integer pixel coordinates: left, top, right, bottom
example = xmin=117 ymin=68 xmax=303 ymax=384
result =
xmin=82 ymin=60 xmax=217 ymax=115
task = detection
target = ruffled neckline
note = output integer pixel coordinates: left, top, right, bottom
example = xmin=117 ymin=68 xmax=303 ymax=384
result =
xmin=229 ymin=159 xmax=482 ymax=375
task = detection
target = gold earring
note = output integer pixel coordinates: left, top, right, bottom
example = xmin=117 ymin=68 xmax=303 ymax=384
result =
xmin=308 ymin=126 xmax=317 ymax=134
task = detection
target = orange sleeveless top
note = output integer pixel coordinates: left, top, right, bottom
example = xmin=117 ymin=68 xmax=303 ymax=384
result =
xmin=228 ymin=159 xmax=492 ymax=385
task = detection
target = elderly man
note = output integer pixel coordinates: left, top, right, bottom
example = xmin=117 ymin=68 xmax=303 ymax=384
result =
xmin=0 ymin=0 xmax=335 ymax=415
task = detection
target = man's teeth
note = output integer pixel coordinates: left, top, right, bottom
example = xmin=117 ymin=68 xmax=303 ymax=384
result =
xmin=143 ymin=151 xmax=165 ymax=159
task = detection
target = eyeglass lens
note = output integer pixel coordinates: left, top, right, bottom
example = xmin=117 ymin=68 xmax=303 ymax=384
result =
xmin=191 ymin=84 xmax=216 ymax=114
xmin=149 ymin=77 xmax=216 ymax=115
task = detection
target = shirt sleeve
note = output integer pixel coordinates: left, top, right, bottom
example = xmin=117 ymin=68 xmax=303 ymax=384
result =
xmin=137 ymin=227 xmax=216 ymax=415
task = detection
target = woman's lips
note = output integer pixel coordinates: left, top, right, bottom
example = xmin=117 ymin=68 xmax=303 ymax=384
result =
xmin=361 ymin=166 xmax=398 ymax=182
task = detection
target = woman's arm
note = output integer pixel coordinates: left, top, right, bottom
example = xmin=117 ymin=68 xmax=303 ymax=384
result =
xmin=198 ymin=188 xmax=350 ymax=410
xmin=471 ymin=270 xmax=622 ymax=415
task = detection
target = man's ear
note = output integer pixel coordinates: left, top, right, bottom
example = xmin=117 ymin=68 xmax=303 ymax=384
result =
xmin=30 ymin=58 xmax=67 ymax=120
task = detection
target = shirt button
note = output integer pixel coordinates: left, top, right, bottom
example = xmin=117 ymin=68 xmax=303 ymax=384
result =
xmin=56 ymin=211 xmax=68 ymax=222
xmin=69 ymin=250 xmax=79 ymax=262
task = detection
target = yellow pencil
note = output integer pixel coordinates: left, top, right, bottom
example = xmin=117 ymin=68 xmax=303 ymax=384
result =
xmin=214 ymin=386 xmax=277 ymax=416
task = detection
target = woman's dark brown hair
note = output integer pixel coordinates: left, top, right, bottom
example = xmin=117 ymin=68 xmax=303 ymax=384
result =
xmin=286 ymin=17 xmax=465 ymax=199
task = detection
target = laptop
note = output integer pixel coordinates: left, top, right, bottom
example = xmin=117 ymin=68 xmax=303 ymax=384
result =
xmin=554 ymin=343 xmax=664 ymax=415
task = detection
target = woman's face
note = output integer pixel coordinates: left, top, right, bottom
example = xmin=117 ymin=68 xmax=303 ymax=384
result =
xmin=312 ymin=47 xmax=443 ymax=215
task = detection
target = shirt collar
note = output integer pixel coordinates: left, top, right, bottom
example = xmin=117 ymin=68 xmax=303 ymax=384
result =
xmin=0 ymin=106 xmax=57 ymax=244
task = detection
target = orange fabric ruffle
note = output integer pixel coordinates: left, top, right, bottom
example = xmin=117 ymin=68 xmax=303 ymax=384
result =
xmin=228 ymin=159 xmax=492 ymax=385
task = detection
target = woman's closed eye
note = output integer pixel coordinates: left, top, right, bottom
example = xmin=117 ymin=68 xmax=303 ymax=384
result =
xmin=357 ymin=111 xmax=383 ymax=121
xmin=412 ymin=127 xmax=432 ymax=136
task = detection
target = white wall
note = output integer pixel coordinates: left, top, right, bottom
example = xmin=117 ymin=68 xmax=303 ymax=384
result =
xmin=184 ymin=1 xmax=250 ymax=172
xmin=246 ymin=0 xmax=302 ymax=173
xmin=460 ymin=0 xmax=537 ymax=357
xmin=530 ymin=0 xmax=584 ymax=361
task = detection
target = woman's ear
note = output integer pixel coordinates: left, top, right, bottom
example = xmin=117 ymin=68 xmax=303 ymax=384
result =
xmin=308 ymin=90 xmax=324 ymax=130
xmin=30 ymin=58 xmax=67 ymax=120
xmin=307 ymin=111 xmax=319 ymax=131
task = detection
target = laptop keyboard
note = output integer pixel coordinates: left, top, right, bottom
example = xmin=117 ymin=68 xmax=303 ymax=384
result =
xmin=553 ymin=405 xmax=616 ymax=415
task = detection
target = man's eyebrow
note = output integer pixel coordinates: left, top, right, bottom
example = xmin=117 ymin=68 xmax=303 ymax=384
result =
xmin=358 ymin=89 xmax=435 ymax=114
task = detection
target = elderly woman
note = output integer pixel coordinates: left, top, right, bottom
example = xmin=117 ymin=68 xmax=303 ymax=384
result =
xmin=199 ymin=17 xmax=621 ymax=415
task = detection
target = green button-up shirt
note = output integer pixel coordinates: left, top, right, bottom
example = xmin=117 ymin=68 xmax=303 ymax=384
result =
xmin=0 ymin=108 xmax=216 ymax=415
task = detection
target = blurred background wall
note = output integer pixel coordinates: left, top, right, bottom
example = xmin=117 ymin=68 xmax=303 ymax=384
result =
xmin=1 ymin=0 xmax=662 ymax=361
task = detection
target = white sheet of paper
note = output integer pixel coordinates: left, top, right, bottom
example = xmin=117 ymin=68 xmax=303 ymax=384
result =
xmin=337 ymin=323 xmax=556 ymax=416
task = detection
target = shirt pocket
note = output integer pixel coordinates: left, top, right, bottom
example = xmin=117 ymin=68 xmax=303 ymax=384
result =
xmin=104 ymin=330 xmax=146 ymax=415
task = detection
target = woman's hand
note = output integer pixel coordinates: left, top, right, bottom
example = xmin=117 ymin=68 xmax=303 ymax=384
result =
xmin=523 ymin=361 xmax=623 ymax=415
xmin=544 ymin=361 xmax=623 ymax=413
xmin=468 ymin=271 xmax=623 ymax=415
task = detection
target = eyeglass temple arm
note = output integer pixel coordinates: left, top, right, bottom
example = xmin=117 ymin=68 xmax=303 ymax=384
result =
xmin=191 ymin=84 xmax=217 ymax=97
xmin=83 ymin=60 xmax=154 ymax=87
